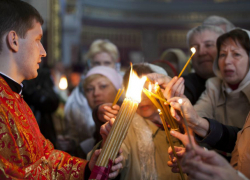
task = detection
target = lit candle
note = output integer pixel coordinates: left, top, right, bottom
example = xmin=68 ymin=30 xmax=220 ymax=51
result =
xmin=89 ymin=67 xmax=147 ymax=180
xmin=154 ymin=84 xmax=179 ymax=131
xmin=143 ymin=88 xmax=169 ymax=104
xmin=158 ymin=109 xmax=185 ymax=180
xmin=143 ymin=89 xmax=163 ymax=111
xmin=178 ymin=47 xmax=196 ymax=78
xmin=178 ymin=99 xmax=194 ymax=150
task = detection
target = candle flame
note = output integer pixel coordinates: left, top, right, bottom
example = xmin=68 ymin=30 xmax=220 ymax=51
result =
xmin=149 ymin=83 xmax=152 ymax=92
xmin=158 ymin=109 xmax=161 ymax=113
xmin=178 ymin=99 xmax=183 ymax=105
xmin=126 ymin=70 xmax=147 ymax=103
xmin=191 ymin=47 xmax=196 ymax=54
xmin=59 ymin=76 xmax=68 ymax=90
xmin=154 ymin=82 xmax=158 ymax=91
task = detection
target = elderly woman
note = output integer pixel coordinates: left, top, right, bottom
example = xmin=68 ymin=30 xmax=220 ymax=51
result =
xmin=194 ymin=28 xmax=250 ymax=128
xmin=167 ymin=29 xmax=250 ymax=179
xmin=60 ymin=40 xmax=120 ymax=156
xmin=59 ymin=66 xmax=122 ymax=157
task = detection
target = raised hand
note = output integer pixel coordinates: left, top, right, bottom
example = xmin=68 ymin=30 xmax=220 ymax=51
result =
xmin=97 ymin=103 xmax=120 ymax=123
xmin=167 ymin=146 xmax=186 ymax=173
xmin=168 ymin=97 xmax=209 ymax=138
xmin=146 ymin=74 xmax=185 ymax=100
xmin=181 ymin=145 xmax=244 ymax=180
xmin=100 ymin=118 xmax=115 ymax=146
xmin=163 ymin=76 xmax=185 ymax=100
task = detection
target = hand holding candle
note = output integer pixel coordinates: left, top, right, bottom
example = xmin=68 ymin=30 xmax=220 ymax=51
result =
xmin=89 ymin=66 xmax=147 ymax=180
xmin=112 ymin=88 xmax=124 ymax=107
xmin=178 ymin=98 xmax=194 ymax=150
xmin=158 ymin=109 xmax=185 ymax=180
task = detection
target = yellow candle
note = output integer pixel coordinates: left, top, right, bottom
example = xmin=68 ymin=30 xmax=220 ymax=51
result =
xmin=155 ymin=84 xmax=179 ymax=130
xmin=178 ymin=47 xmax=196 ymax=78
xmin=158 ymin=111 xmax=185 ymax=180
xmin=112 ymin=88 xmax=124 ymax=106
xmin=89 ymin=66 xmax=147 ymax=180
xmin=112 ymin=89 xmax=121 ymax=106
xmin=143 ymin=89 xmax=162 ymax=110
xmin=143 ymin=88 xmax=169 ymax=104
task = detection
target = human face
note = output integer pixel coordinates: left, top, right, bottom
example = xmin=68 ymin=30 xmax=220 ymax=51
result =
xmin=85 ymin=76 xmax=117 ymax=109
xmin=218 ymin=38 xmax=249 ymax=85
xmin=17 ymin=21 xmax=46 ymax=81
xmin=137 ymin=92 xmax=158 ymax=120
xmin=92 ymin=52 xmax=116 ymax=69
xmin=189 ymin=30 xmax=219 ymax=79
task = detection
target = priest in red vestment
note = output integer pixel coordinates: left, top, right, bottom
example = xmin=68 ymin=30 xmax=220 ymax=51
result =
xmin=0 ymin=0 xmax=122 ymax=179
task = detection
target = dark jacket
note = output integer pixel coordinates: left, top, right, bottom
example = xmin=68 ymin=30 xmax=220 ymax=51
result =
xmin=183 ymin=73 xmax=207 ymax=105
xmin=196 ymin=118 xmax=241 ymax=153
xmin=22 ymin=68 xmax=59 ymax=147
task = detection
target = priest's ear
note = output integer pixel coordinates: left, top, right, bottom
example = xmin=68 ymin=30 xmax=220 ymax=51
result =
xmin=7 ymin=31 xmax=19 ymax=52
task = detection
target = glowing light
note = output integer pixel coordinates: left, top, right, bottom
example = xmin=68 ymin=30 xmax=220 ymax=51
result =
xmin=149 ymin=83 xmax=152 ymax=92
xmin=154 ymin=82 xmax=159 ymax=91
xmin=125 ymin=70 xmax=147 ymax=103
xmin=178 ymin=47 xmax=196 ymax=78
xmin=178 ymin=99 xmax=183 ymax=105
xmin=59 ymin=76 xmax=68 ymax=90
xmin=191 ymin=47 xmax=196 ymax=54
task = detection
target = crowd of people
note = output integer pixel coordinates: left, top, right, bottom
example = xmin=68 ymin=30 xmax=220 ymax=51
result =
xmin=1 ymin=0 xmax=250 ymax=180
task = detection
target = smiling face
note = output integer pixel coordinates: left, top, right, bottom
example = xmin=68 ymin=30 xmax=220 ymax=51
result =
xmin=218 ymin=38 xmax=249 ymax=85
xmin=85 ymin=75 xmax=117 ymax=109
xmin=16 ymin=21 xmax=46 ymax=80
xmin=92 ymin=52 xmax=116 ymax=69
xmin=189 ymin=30 xmax=220 ymax=79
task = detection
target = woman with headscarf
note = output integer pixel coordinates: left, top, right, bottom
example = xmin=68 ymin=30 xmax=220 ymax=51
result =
xmin=59 ymin=66 xmax=122 ymax=158
xmin=90 ymin=63 xmax=185 ymax=180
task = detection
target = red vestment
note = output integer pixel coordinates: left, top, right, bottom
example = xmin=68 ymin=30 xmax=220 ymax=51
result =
xmin=0 ymin=76 xmax=88 ymax=179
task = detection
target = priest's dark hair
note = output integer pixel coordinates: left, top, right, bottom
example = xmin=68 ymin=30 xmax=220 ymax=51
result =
xmin=0 ymin=0 xmax=44 ymax=52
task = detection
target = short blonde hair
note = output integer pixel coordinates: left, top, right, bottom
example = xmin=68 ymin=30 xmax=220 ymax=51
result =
xmin=85 ymin=39 xmax=119 ymax=63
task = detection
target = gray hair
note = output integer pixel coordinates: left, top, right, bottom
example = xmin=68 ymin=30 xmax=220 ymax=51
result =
xmin=203 ymin=15 xmax=235 ymax=32
xmin=186 ymin=25 xmax=225 ymax=47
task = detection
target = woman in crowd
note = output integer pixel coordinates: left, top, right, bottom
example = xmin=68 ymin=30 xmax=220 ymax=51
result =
xmin=59 ymin=39 xmax=120 ymax=156
xmin=93 ymin=63 xmax=185 ymax=180
xmin=85 ymin=39 xmax=120 ymax=70
xmin=59 ymin=66 xmax=122 ymax=158
xmin=167 ymin=28 xmax=250 ymax=179
xmin=194 ymin=29 xmax=250 ymax=128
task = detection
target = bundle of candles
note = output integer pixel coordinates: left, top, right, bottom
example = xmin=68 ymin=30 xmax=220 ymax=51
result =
xmin=143 ymin=83 xmax=179 ymax=131
xmin=89 ymin=66 xmax=147 ymax=180
xmin=143 ymin=84 xmax=185 ymax=180
xmin=142 ymin=47 xmax=196 ymax=180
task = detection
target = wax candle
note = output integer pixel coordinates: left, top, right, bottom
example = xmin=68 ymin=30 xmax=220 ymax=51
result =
xmin=158 ymin=110 xmax=185 ymax=180
xmin=178 ymin=47 xmax=196 ymax=78
xmin=89 ymin=67 xmax=147 ymax=180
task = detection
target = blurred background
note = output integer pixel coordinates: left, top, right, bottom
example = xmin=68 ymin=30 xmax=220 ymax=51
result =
xmin=23 ymin=0 xmax=250 ymax=94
